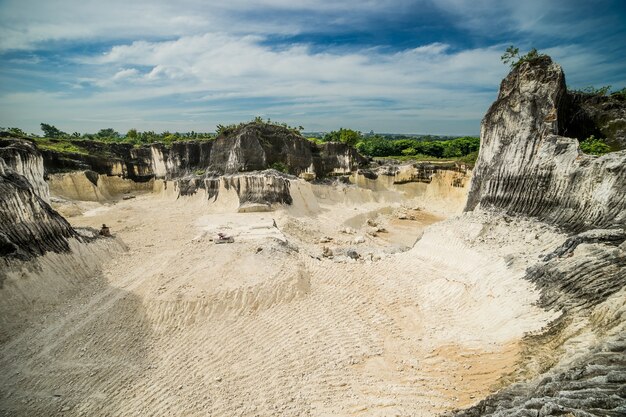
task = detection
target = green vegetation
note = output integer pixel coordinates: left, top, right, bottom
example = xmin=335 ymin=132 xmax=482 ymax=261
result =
xmin=501 ymin=46 xmax=547 ymax=68
xmin=2 ymin=121 xmax=480 ymax=165
xmin=323 ymin=128 xmax=362 ymax=146
xmin=217 ymin=117 xmax=304 ymax=137
xmin=579 ymin=135 xmax=611 ymax=156
xmin=571 ymin=85 xmax=612 ymax=96
xmin=1 ymin=123 xmax=217 ymax=153
xmin=270 ymin=161 xmax=289 ymax=173
xmin=612 ymin=87 xmax=626 ymax=100
xmin=569 ymin=85 xmax=626 ymax=99
xmin=40 ymin=123 xmax=67 ymax=138
xmin=31 ymin=138 xmax=89 ymax=155
xmin=355 ymin=135 xmax=479 ymax=159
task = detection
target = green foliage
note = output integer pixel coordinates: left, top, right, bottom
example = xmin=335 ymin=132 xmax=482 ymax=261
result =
xmin=501 ymin=45 xmax=520 ymax=67
xmin=217 ymin=117 xmax=304 ymax=137
xmin=458 ymin=151 xmax=479 ymax=166
xmin=501 ymin=46 xmax=546 ymax=68
xmin=96 ymin=128 xmax=119 ymax=139
xmin=612 ymin=87 xmax=626 ymax=99
xmin=194 ymin=169 xmax=205 ymax=176
xmin=40 ymin=123 xmax=66 ymax=138
xmin=1 ymin=127 xmax=28 ymax=137
xmin=571 ymin=85 xmax=612 ymax=96
xmin=355 ymin=135 xmax=479 ymax=159
xmin=31 ymin=137 xmax=88 ymax=155
xmin=306 ymin=137 xmax=325 ymax=145
xmin=270 ymin=161 xmax=289 ymax=173
xmin=323 ymin=128 xmax=363 ymax=146
xmin=579 ymin=135 xmax=611 ymax=156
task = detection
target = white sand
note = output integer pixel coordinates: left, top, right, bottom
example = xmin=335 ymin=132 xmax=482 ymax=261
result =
xmin=0 ymin=178 xmax=563 ymax=416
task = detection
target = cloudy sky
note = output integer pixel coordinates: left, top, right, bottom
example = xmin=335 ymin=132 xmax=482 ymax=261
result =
xmin=1 ymin=0 xmax=625 ymax=135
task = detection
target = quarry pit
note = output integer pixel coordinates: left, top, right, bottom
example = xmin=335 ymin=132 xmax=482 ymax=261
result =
xmin=1 ymin=56 xmax=625 ymax=417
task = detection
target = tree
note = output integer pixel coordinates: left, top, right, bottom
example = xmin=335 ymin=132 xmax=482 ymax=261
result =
xmin=126 ymin=128 xmax=138 ymax=140
xmin=96 ymin=128 xmax=119 ymax=139
xmin=40 ymin=123 xmax=66 ymax=138
xmin=501 ymin=46 xmax=546 ymax=68
xmin=501 ymin=45 xmax=520 ymax=67
xmin=6 ymin=127 xmax=26 ymax=137
xmin=324 ymin=128 xmax=362 ymax=146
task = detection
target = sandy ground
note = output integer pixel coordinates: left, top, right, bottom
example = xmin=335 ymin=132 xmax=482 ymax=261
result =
xmin=0 ymin=185 xmax=561 ymax=416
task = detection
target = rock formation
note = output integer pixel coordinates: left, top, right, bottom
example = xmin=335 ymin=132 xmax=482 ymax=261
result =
xmin=0 ymin=137 xmax=50 ymax=202
xmin=39 ymin=123 xmax=367 ymax=181
xmin=175 ymin=170 xmax=293 ymax=212
xmin=456 ymin=56 xmax=626 ymax=417
xmin=466 ymin=56 xmax=626 ymax=233
xmin=0 ymin=139 xmax=77 ymax=263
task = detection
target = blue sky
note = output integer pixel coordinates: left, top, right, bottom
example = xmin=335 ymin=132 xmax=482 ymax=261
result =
xmin=1 ymin=0 xmax=625 ymax=135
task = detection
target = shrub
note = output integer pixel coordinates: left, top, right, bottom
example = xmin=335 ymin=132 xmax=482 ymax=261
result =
xmin=270 ymin=162 xmax=289 ymax=173
xmin=579 ymin=135 xmax=611 ymax=156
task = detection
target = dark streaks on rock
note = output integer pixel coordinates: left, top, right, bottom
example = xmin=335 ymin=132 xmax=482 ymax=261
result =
xmin=456 ymin=56 xmax=626 ymax=417
xmin=465 ymin=56 xmax=626 ymax=233
xmin=39 ymin=123 xmax=367 ymax=181
xmin=0 ymin=141 xmax=78 ymax=266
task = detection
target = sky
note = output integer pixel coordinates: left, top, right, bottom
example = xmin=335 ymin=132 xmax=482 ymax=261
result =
xmin=1 ymin=0 xmax=625 ymax=136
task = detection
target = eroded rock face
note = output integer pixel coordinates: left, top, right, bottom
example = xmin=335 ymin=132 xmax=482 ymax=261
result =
xmin=0 ymin=152 xmax=77 ymax=263
xmin=40 ymin=123 xmax=367 ymax=181
xmin=0 ymin=138 xmax=50 ymax=202
xmin=466 ymin=56 xmax=626 ymax=232
xmin=457 ymin=56 xmax=626 ymax=417
xmin=176 ymin=170 xmax=293 ymax=212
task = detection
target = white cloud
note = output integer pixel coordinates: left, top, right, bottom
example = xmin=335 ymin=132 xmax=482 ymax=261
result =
xmin=0 ymin=31 xmax=507 ymax=134
xmin=112 ymin=68 xmax=139 ymax=80
xmin=1 ymin=0 xmax=622 ymax=134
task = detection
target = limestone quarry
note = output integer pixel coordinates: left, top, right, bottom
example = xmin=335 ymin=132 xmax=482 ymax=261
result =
xmin=1 ymin=57 xmax=624 ymax=417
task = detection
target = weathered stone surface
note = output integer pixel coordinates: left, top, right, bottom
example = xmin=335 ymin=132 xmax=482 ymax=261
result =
xmin=0 ymin=137 xmax=50 ymax=202
xmin=0 ymin=142 xmax=77 ymax=264
xmin=177 ymin=170 xmax=294 ymax=209
xmin=465 ymin=56 xmax=626 ymax=233
xmin=456 ymin=56 xmax=626 ymax=417
xmin=367 ymin=161 xmax=468 ymax=185
xmin=38 ymin=123 xmax=367 ymax=181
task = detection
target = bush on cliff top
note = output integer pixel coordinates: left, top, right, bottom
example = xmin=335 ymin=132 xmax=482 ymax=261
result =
xmin=501 ymin=46 xmax=547 ymax=68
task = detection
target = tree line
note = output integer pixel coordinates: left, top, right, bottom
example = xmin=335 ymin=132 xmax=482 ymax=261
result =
xmin=317 ymin=128 xmax=479 ymax=159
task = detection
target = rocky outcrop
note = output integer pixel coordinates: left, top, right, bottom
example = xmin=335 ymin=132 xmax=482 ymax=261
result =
xmin=359 ymin=161 xmax=468 ymax=185
xmin=48 ymin=170 xmax=154 ymax=202
xmin=176 ymin=170 xmax=293 ymax=212
xmin=0 ymin=141 xmax=77 ymax=263
xmin=466 ymin=56 xmax=626 ymax=233
xmin=457 ymin=56 xmax=626 ymax=417
xmin=0 ymin=138 xmax=50 ymax=202
xmin=39 ymin=123 xmax=367 ymax=181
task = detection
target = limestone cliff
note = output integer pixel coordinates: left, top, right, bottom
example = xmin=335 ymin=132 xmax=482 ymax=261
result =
xmin=40 ymin=123 xmax=367 ymax=181
xmin=466 ymin=56 xmax=626 ymax=233
xmin=0 ymin=137 xmax=50 ymax=202
xmin=0 ymin=139 xmax=77 ymax=263
xmin=457 ymin=56 xmax=626 ymax=417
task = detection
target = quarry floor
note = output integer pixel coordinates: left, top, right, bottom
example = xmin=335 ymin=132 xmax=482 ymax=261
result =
xmin=0 ymin=189 xmax=563 ymax=417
